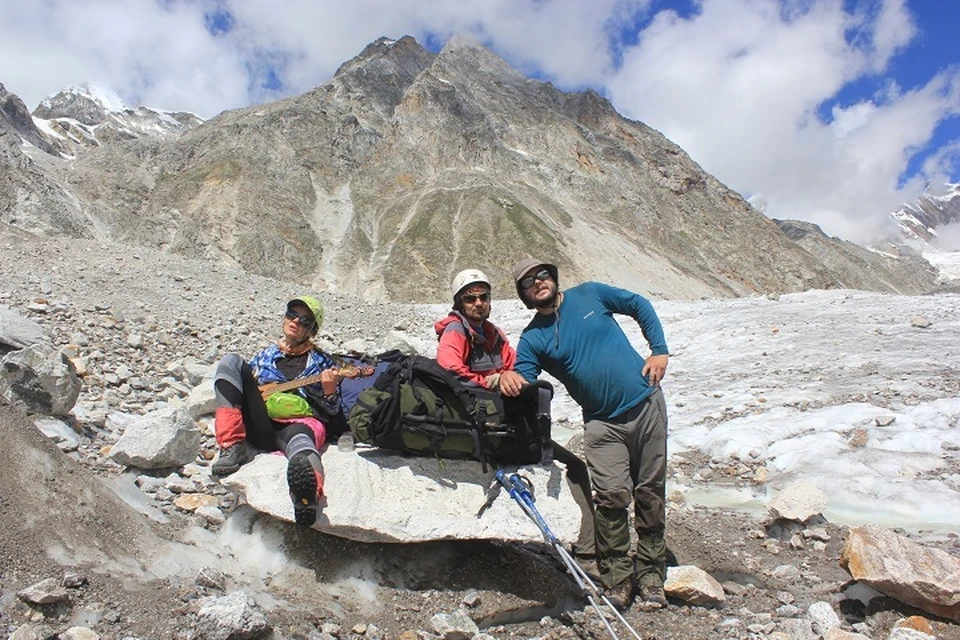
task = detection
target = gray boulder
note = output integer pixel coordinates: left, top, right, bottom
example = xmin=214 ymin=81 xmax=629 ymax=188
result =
xmin=194 ymin=591 xmax=270 ymax=640
xmin=0 ymin=343 xmax=81 ymax=415
xmin=0 ymin=305 xmax=44 ymax=350
xmin=109 ymin=406 xmax=201 ymax=469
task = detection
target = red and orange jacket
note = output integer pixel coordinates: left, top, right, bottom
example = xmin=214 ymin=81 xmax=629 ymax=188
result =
xmin=434 ymin=312 xmax=517 ymax=388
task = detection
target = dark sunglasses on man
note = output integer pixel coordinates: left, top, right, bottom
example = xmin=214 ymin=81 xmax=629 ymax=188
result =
xmin=461 ymin=292 xmax=491 ymax=304
xmin=284 ymin=309 xmax=316 ymax=329
xmin=520 ymin=268 xmax=552 ymax=290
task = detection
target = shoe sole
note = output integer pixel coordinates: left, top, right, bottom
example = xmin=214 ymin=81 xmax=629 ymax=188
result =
xmin=211 ymin=463 xmax=239 ymax=476
xmin=287 ymin=453 xmax=317 ymax=526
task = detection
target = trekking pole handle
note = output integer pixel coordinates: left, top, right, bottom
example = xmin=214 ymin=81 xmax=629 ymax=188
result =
xmin=500 ymin=471 xmax=560 ymax=544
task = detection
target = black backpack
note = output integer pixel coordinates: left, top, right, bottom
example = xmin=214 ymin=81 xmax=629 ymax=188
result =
xmin=347 ymin=354 xmax=551 ymax=469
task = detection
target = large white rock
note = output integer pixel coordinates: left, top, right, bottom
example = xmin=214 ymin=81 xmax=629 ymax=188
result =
xmin=109 ymin=406 xmax=201 ymax=469
xmin=768 ymin=479 xmax=829 ymax=522
xmin=0 ymin=306 xmax=44 ymax=350
xmin=223 ymin=446 xmax=584 ymax=543
xmin=185 ymin=382 xmax=216 ymax=419
xmin=664 ymin=565 xmax=726 ymax=605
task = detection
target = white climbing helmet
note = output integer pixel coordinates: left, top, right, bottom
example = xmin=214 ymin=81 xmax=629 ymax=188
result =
xmin=450 ymin=269 xmax=491 ymax=300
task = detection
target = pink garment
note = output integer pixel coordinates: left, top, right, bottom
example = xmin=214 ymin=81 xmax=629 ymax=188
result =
xmin=272 ymin=416 xmax=327 ymax=450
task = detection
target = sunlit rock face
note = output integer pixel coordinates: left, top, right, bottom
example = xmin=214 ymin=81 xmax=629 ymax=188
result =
xmin=0 ymin=38 xmax=944 ymax=302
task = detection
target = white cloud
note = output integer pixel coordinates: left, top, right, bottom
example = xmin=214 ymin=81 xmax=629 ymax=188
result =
xmin=605 ymin=0 xmax=960 ymax=243
xmin=0 ymin=0 xmax=957 ymax=246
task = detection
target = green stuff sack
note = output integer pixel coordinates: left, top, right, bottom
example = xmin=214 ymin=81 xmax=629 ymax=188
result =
xmin=265 ymin=391 xmax=313 ymax=420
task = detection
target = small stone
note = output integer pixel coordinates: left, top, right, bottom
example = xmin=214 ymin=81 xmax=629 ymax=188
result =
xmin=803 ymin=527 xmax=831 ymax=542
xmin=196 ymin=505 xmax=226 ymax=525
xmin=808 ymin=601 xmax=842 ymax=635
xmin=848 ymin=428 xmax=869 ymax=448
xmin=62 ymin=572 xmax=88 ymax=588
xmin=776 ymin=604 xmax=801 ymax=617
xmin=461 ymin=589 xmax=481 ymax=608
xmin=753 ymin=466 xmax=769 ymax=484
xmin=321 ymin=622 xmax=342 ymax=635
xmin=196 ymin=567 xmax=227 ymax=590
xmin=722 ymin=581 xmax=748 ymax=597
xmin=58 ymin=627 xmax=100 ymax=640
xmin=17 ymin=578 xmax=70 ymax=604
xmin=173 ymin=493 xmax=219 ymax=512
xmin=893 ymin=615 xmax=934 ymax=635
xmin=771 ymin=564 xmax=800 ymax=581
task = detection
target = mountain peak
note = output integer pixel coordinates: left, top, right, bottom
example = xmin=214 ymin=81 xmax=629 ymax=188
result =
xmin=34 ymin=83 xmax=127 ymax=126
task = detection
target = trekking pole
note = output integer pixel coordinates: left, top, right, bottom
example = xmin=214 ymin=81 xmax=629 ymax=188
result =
xmin=495 ymin=471 xmax=644 ymax=640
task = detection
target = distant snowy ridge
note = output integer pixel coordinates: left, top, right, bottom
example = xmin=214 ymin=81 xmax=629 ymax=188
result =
xmin=890 ymin=182 xmax=960 ymax=248
xmin=38 ymin=83 xmax=127 ymax=113
xmin=30 ymin=82 xmax=202 ymax=156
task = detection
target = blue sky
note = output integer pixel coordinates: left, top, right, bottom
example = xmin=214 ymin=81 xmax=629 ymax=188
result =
xmin=0 ymin=0 xmax=957 ymax=246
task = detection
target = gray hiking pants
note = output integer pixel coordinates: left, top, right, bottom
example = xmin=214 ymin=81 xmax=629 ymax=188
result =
xmin=583 ymin=388 xmax=667 ymax=588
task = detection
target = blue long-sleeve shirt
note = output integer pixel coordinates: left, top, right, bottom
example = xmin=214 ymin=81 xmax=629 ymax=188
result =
xmin=514 ymin=282 xmax=668 ymax=422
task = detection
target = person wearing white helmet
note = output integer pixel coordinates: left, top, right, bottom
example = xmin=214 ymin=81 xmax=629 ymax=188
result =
xmin=434 ymin=269 xmax=527 ymax=395
xmin=210 ymin=295 xmax=347 ymax=527
xmin=433 ymin=269 xmax=598 ymax=576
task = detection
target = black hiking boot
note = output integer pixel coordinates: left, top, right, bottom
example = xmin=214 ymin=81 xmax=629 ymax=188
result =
xmin=211 ymin=442 xmax=252 ymax=476
xmin=287 ymin=452 xmax=319 ymax=526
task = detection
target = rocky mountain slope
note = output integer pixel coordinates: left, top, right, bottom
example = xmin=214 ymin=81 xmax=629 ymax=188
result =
xmin=0 ymin=37 xmax=945 ymax=302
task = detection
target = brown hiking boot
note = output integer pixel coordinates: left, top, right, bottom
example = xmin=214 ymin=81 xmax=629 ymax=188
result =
xmin=211 ymin=442 xmax=252 ymax=476
xmin=636 ymin=582 xmax=668 ymax=611
xmin=605 ymin=578 xmax=636 ymax=611
xmin=573 ymin=554 xmax=600 ymax=581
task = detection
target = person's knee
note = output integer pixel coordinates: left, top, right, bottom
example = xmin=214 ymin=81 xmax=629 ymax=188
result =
xmin=216 ymin=353 xmax=244 ymax=375
xmin=594 ymin=488 xmax=632 ymax=510
xmin=582 ymin=421 xmax=608 ymax=448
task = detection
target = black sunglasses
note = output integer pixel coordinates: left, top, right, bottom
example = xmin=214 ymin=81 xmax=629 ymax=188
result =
xmin=519 ymin=268 xmax=552 ymax=290
xmin=461 ymin=293 xmax=491 ymax=304
xmin=284 ymin=309 xmax=316 ymax=328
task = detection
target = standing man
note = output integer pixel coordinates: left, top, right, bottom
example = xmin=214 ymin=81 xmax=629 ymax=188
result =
xmin=511 ymin=258 xmax=670 ymax=611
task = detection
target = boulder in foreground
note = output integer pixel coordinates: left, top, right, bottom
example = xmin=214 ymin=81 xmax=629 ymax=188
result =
xmin=223 ymin=446 xmax=583 ymax=544
xmin=840 ymin=525 xmax=960 ymax=622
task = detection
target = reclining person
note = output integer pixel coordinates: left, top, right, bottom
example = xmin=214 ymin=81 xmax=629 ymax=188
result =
xmin=434 ymin=269 xmax=599 ymax=576
xmin=210 ymin=295 xmax=346 ymax=526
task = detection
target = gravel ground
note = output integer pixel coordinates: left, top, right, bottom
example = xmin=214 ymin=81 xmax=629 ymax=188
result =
xmin=1 ymin=226 xmax=958 ymax=640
